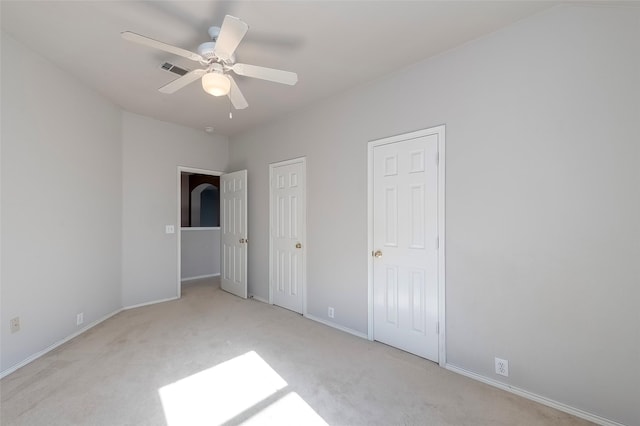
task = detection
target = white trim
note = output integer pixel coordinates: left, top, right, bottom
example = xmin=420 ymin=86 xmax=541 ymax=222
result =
xmin=367 ymin=145 xmax=374 ymax=341
xmin=181 ymin=273 xmax=220 ymax=282
xmin=177 ymin=166 xmax=223 ymax=300
xmin=304 ymin=314 xmax=369 ymax=340
xmin=367 ymin=125 xmax=446 ymax=365
xmin=122 ymin=296 xmax=179 ymax=310
xmin=436 ymin=126 xmax=446 ymax=366
xmin=445 ymin=364 xmax=624 ymax=426
xmin=0 ymin=309 xmax=122 ymax=379
xmin=179 ymin=166 xmax=224 ymax=175
xmin=268 ymin=157 xmax=308 ymax=315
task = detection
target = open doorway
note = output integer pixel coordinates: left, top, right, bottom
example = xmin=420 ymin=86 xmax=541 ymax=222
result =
xmin=177 ymin=167 xmax=223 ymax=297
xmin=182 ymin=174 xmax=220 ymax=228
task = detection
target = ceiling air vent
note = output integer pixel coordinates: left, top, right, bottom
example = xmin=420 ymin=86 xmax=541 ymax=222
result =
xmin=160 ymin=62 xmax=188 ymax=76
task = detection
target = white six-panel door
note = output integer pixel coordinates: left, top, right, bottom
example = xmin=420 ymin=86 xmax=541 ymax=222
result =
xmin=371 ymin=131 xmax=441 ymax=362
xmin=221 ymin=170 xmax=248 ymax=299
xmin=270 ymin=158 xmax=306 ymax=314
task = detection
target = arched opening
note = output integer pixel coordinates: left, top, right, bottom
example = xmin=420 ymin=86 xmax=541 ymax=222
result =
xmin=181 ymin=173 xmax=220 ymax=227
xmin=190 ymin=183 xmax=219 ymax=227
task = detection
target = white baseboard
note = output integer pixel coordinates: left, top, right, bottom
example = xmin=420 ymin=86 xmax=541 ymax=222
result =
xmin=304 ymin=313 xmax=368 ymax=340
xmin=122 ymin=296 xmax=179 ymax=310
xmin=1 ymin=308 xmax=122 ymax=379
xmin=445 ymin=364 xmax=623 ymax=426
xmin=180 ymin=273 xmax=220 ymax=282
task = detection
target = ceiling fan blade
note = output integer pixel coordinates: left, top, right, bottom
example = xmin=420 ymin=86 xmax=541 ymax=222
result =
xmin=227 ymin=75 xmax=248 ymax=110
xmin=121 ymin=31 xmax=204 ymax=62
xmin=230 ymin=63 xmax=298 ymax=85
xmin=213 ymin=15 xmax=249 ymax=61
xmin=158 ymin=69 xmax=206 ymax=94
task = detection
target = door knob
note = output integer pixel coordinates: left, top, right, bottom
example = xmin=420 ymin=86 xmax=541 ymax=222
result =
xmin=373 ymin=250 xmax=383 ymax=258
xmin=296 ymin=242 xmax=302 ymax=249
xmin=240 ymin=238 xmax=245 ymax=243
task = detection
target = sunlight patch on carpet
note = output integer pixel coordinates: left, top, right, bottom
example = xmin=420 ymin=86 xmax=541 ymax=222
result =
xmin=159 ymin=350 xmax=327 ymax=425
xmin=241 ymin=391 xmax=327 ymax=425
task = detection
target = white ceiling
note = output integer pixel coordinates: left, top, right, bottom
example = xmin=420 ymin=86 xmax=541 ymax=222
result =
xmin=1 ymin=1 xmax=559 ymax=136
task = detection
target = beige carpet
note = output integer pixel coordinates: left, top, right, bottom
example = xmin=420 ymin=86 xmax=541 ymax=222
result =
xmin=1 ymin=278 xmax=592 ymax=425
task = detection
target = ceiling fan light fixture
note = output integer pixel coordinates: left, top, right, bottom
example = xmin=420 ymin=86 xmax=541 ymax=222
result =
xmin=202 ymin=72 xmax=230 ymax=96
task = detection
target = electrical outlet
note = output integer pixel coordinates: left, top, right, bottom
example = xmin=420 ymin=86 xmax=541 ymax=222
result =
xmin=10 ymin=317 xmax=20 ymax=333
xmin=165 ymin=225 xmax=175 ymax=234
xmin=328 ymin=307 xmax=335 ymax=319
xmin=495 ymin=357 xmax=509 ymax=377
xmin=76 ymin=313 xmax=84 ymax=326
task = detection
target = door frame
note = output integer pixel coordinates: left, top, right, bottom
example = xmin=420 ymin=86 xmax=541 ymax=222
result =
xmin=176 ymin=166 xmax=223 ymax=298
xmin=268 ymin=156 xmax=308 ymax=315
xmin=367 ymin=125 xmax=446 ymax=366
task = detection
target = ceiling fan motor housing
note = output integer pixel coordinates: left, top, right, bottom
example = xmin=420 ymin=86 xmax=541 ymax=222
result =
xmin=196 ymin=26 xmax=222 ymax=61
xmin=198 ymin=37 xmax=236 ymax=63
xmin=197 ymin=41 xmax=217 ymax=60
xmin=208 ymin=26 xmax=221 ymax=40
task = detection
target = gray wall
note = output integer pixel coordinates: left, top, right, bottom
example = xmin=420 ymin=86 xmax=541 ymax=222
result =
xmin=228 ymin=5 xmax=639 ymax=425
xmin=1 ymin=33 xmax=123 ymax=371
xmin=1 ymin=33 xmax=230 ymax=372
xmin=181 ymin=229 xmax=221 ymax=280
xmin=121 ymin=112 xmax=228 ymax=307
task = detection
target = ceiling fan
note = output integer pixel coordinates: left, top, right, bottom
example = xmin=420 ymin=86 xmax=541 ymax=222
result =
xmin=121 ymin=15 xmax=298 ymax=110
